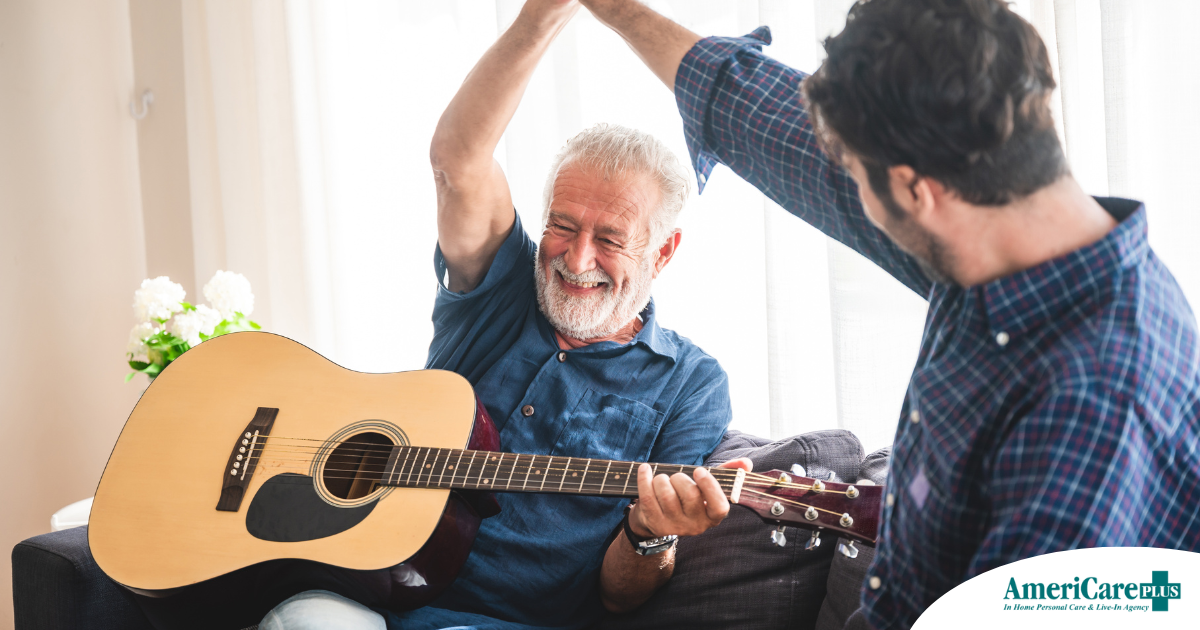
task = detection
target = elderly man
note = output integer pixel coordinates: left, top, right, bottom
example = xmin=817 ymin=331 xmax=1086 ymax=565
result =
xmin=582 ymin=0 xmax=1200 ymax=627
xmin=260 ymin=2 xmax=747 ymax=629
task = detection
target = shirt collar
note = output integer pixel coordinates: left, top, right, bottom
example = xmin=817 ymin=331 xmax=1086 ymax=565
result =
xmin=982 ymin=197 xmax=1148 ymax=338
xmin=630 ymin=298 xmax=679 ymax=361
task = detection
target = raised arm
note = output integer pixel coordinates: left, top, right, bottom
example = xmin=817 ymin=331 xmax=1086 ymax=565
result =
xmin=579 ymin=0 xmax=699 ymax=90
xmin=430 ymin=1 xmax=578 ymax=293
xmin=581 ymin=0 xmax=932 ymax=297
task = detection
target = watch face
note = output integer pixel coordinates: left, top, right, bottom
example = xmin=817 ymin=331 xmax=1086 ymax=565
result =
xmin=636 ymin=536 xmax=678 ymax=555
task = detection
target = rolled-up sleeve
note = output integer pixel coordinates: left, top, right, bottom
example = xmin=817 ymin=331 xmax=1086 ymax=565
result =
xmin=675 ymin=27 xmax=933 ymax=298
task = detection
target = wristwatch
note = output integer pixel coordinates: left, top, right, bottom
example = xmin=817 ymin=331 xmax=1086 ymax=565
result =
xmin=623 ymin=503 xmax=677 ymax=556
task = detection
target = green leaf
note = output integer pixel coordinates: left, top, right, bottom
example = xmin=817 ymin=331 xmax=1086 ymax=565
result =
xmin=128 ymin=360 xmax=151 ymax=370
xmin=125 ymin=372 xmax=137 ymax=383
xmin=249 ymin=320 xmax=262 ymax=330
xmin=181 ymin=302 xmax=195 ymax=311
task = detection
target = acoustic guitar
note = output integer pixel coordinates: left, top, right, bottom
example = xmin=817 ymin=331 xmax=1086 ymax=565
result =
xmin=90 ymin=332 xmax=880 ymax=625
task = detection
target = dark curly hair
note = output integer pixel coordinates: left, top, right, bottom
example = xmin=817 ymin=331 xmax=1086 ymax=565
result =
xmin=802 ymin=0 xmax=1067 ymax=207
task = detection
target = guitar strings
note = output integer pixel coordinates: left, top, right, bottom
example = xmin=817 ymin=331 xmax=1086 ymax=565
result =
xmin=217 ymin=470 xmax=852 ymax=507
xmin=246 ymin=458 xmax=834 ymax=498
xmin=259 ymin=475 xmax=819 ymax=506
xmin=225 ymin=477 xmax=721 ymax=498
xmin=255 ymin=436 xmax=822 ymax=485
xmin=213 ymin=470 xmax=860 ymax=527
xmin=250 ymin=449 xmax=752 ymax=482
xmin=248 ymin=462 xmax=843 ymax=498
xmin=238 ymin=452 xmax=862 ymax=505
xmin=255 ymin=437 xmax=768 ymax=479
xmin=251 ymin=443 xmax=723 ymax=475
xmin=252 ymin=445 xmax=740 ymax=477
xmin=254 ymin=441 xmax=772 ymax=481
xmin=250 ymin=457 xmax=747 ymax=485
xmin=210 ymin=475 xmax=871 ymax=540
xmin=234 ymin=458 xmax=737 ymax=491
xmin=255 ymin=437 xmax=779 ymax=478
xmin=227 ymin=467 xmax=740 ymax=493
xmin=248 ymin=438 xmax=849 ymax=493
xmin=256 ymin=436 xmax=824 ymax=486
xmin=231 ymin=438 xmax=866 ymax=513
xmin=247 ymin=450 xmax=840 ymax=494
xmin=247 ymin=449 xmax=737 ymax=484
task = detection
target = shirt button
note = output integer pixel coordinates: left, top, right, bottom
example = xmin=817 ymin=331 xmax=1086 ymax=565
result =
xmin=557 ymin=351 xmax=566 ymax=363
xmin=886 ymin=493 xmax=895 ymax=507
xmin=521 ymin=405 xmax=535 ymax=417
xmin=909 ymin=409 xmax=920 ymax=423
xmin=869 ymin=576 xmax=882 ymax=590
xmin=995 ymin=331 xmax=1010 ymax=347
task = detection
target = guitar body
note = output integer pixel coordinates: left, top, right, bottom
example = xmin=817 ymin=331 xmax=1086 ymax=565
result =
xmin=90 ymin=332 xmax=499 ymax=627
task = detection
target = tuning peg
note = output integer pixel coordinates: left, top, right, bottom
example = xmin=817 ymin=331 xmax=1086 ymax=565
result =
xmin=770 ymin=525 xmax=787 ymax=548
xmin=838 ymin=540 xmax=859 ymax=559
xmin=805 ymin=529 xmax=822 ymax=551
xmin=790 ymin=463 xmax=807 ymax=477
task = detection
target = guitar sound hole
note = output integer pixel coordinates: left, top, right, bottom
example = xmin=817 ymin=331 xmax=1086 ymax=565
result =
xmin=323 ymin=432 xmax=394 ymax=501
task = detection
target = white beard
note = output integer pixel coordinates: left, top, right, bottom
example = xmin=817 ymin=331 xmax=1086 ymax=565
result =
xmin=534 ymin=247 xmax=656 ymax=341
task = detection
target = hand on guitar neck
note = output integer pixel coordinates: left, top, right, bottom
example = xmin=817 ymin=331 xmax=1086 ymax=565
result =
xmin=601 ymin=457 xmax=753 ymax=613
xmin=627 ymin=458 xmax=754 ymax=538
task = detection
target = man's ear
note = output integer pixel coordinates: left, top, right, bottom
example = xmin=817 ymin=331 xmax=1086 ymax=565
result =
xmin=888 ymin=165 xmax=939 ymax=223
xmin=652 ymin=230 xmax=682 ymax=278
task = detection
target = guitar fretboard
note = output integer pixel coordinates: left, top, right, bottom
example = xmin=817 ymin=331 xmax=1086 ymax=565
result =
xmin=376 ymin=446 xmax=737 ymax=498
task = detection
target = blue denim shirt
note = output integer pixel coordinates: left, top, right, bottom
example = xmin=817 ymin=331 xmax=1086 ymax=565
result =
xmin=388 ymin=214 xmax=732 ymax=630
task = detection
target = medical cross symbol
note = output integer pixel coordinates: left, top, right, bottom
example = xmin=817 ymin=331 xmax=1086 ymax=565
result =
xmin=1140 ymin=571 xmax=1181 ymax=612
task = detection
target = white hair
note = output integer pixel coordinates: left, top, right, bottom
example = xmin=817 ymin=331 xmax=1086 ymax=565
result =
xmin=541 ymin=123 xmax=691 ymax=250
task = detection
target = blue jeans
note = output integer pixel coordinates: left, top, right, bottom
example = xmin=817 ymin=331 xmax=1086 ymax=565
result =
xmin=260 ymin=590 xmax=543 ymax=630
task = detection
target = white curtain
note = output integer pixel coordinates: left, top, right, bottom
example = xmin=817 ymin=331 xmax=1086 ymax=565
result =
xmin=180 ymin=0 xmax=1200 ymax=454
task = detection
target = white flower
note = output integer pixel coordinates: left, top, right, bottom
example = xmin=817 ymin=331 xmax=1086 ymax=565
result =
xmin=127 ymin=321 xmax=158 ymax=362
xmin=203 ymin=270 xmax=255 ymax=320
xmin=170 ymin=304 xmax=222 ymax=346
xmin=133 ymin=276 xmax=186 ymax=322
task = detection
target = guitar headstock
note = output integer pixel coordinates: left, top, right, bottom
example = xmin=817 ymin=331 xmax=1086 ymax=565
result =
xmin=732 ymin=469 xmax=881 ymax=547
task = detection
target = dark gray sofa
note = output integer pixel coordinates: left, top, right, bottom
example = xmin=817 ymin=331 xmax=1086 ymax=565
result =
xmin=12 ymin=430 xmax=887 ymax=630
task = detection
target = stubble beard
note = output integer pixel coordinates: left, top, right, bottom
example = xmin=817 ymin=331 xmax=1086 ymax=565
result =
xmin=534 ymin=246 xmax=656 ymax=341
xmin=875 ymin=193 xmax=957 ymax=285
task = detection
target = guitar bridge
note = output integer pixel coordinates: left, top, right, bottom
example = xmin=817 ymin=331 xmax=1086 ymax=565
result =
xmin=215 ymin=407 xmax=279 ymax=512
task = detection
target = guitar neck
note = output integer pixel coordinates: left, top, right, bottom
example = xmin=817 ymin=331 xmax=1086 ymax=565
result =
xmin=376 ymin=446 xmax=735 ymax=499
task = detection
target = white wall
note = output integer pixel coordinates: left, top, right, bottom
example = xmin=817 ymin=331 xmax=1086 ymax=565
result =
xmin=0 ymin=1 xmax=146 ymax=626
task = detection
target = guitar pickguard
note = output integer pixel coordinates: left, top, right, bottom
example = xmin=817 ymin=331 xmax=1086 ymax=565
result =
xmin=246 ymin=473 xmax=378 ymax=542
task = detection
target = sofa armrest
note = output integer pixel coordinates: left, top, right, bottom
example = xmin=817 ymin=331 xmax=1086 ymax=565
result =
xmin=12 ymin=526 xmax=153 ymax=630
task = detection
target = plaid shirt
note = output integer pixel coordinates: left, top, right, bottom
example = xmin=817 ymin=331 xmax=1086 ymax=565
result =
xmin=676 ymin=27 xmax=1200 ymax=629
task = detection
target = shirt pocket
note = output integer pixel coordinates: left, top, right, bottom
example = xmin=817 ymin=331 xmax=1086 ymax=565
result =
xmin=551 ymin=389 xmax=663 ymax=462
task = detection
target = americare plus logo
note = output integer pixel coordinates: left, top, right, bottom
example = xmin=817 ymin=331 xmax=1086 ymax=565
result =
xmin=1003 ymin=571 xmax=1181 ymax=613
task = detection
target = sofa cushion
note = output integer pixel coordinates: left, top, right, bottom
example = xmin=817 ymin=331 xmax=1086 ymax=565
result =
xmin=11 ymin=525 xmax=154 ymax=630
xmin=815 ymin=446 xmax=891 ymax=630
xmin=596 ymin=429 xmax=865 ymax=630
